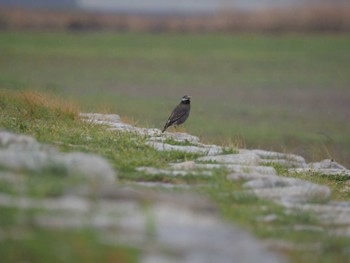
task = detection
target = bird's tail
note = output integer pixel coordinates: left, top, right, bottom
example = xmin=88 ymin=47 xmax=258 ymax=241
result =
xmin=162 ymin=122 xmax=169 ymax=133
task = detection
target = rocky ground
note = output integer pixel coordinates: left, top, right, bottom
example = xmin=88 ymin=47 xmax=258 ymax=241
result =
xmin=1 ymin=113 xmax=349 ymax=263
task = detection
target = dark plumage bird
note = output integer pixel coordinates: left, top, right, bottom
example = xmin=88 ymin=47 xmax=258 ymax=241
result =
xmin=162 ymin=95 xmax=191 ymax=133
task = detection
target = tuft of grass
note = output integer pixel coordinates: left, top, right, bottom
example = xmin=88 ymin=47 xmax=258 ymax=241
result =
xmin=221 ymin=146 xmax=239 ymax=155
xmin=0 ymin=89 xmax=79 ymax=121
xmin=264 ymin=162 xmax=290 ymax=175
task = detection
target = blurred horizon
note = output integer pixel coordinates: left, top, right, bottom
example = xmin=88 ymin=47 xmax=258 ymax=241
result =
xmin=0 ymin=0 xmax=349 ymax=14
xmin=1 ymin=0 xmax=349 ymax=33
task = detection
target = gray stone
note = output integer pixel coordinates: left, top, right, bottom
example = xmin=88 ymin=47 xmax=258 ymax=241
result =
xmin=0 ymin=130 xmax=42 ymax=151
xmin=197 ymin=153 xmax=261 ymax=165
xmin=170 ymin=161 xmax=197 ymax=170
xmin=259 ymin=159 xmax=308 ymax=168
xmin=288 ymin=159 xmax=350 ymax=176
xmin=146 ymin=142 xmax=222 ymax=155
xmin=0 ymin=150 xmax=116 ymax=183
xmin=227 ymin=173 xmax=278 ymax=181
xmin=136 ymin=167 xmax=212 ymax=177
xmin=0 ymin=150 xmax=52 ymax=171
xmin=243 ymin=175 xmax=331 ymax=203
xmin=81 ymin=113 xmax=203 ymax=142
xmin=248 ymin=184 xmax=331 ymax=203
xmin=81 ymin=112 xmax=157 ymax=135
xmin=309 ymin=159 xmax=347 ymax=170
xmin=138 ymin=128 xmax=162 ymax=137
xmin=289 ymin=168 xmax=350 ymax=177
xmin=0 ymin=131 xmax=116 ymax=183
xmin=0 ymin=193 xmax=90 ymax=212
xmin=243 ymin=149 xmax=306 ymax=163
xmin=107 ymin=122 xmax=136 ymax=132
xmin=240 ymin=149 xmax=307 ymax=168
xmin=170 ymin=162 xmax=277 ymax=175
xmin=243 ymin=177 xmax=311 ymax=189
xmin=282 ymin=202 xmax=350 ymax=225
xmin=161 ymin=132 xmax=201 ymax=144
xmin=195 ymin=163 xmax=277 ymax=175
xmin=60 ymin=152 xmax=116 ymax=183
xmin=80 ymin=113 xmax=121 ymax=123
xmin=133 ymin=182 xmax=193 ymax=189
xmin=289 ymin=159 xmax=349 ymax=176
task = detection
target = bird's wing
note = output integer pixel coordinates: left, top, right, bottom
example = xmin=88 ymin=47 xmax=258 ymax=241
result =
xmin=166 ymin=104 xmax=188 ymax=126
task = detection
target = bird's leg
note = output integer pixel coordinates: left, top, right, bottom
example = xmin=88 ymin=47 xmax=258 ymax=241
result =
xmin=177 ymin=126 xmax=186 ymax=133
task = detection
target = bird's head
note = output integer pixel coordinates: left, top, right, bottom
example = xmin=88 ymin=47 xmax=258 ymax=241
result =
xmin=181 ymin=95 xmax=191 ymax=104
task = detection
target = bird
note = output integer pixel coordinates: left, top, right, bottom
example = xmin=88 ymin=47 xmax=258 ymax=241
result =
xmin=162 ymin=95 xmax=191 ymax=133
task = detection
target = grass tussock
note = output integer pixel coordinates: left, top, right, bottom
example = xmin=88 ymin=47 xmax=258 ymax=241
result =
xmin=0 ymin=89 xmax=79 ymax=121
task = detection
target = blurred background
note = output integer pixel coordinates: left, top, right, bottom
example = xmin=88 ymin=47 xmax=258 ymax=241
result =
xmin=0 ymin=0 xmax=349 ymax=167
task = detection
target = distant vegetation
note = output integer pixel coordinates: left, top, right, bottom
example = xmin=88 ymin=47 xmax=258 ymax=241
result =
xmin=0 ymin=5 xmax=350 ymax=33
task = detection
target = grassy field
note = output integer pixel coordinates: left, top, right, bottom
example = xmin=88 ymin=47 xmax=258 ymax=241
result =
xmin=0 ymin=31 xmax=349 ymax=166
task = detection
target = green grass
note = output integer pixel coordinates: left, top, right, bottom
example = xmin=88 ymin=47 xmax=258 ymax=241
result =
xmin=0 ymin=31 xmax=349 ymax=167
xmin=1 ymin=90 xmax=350 ymax=263
xmin=0 ymin=224 xmax=139 ymax=263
